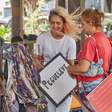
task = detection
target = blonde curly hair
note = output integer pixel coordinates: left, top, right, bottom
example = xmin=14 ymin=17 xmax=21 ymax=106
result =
xmin=49 ymin=6 xmax=79 ymax=38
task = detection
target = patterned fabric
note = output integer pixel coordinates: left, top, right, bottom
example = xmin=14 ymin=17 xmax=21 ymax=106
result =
xmin=82 ymin=58 xmax=104 ymax=93
xmin=0 ymin=43 xmax=47 ymax=112
xmin=12 ymin=44 xmax=47 ymax=105
xmin=83 ymin=59 xmax=104 ymax=77
xmin=0 ymin=96 xmax=10 ymax=112
xmin=82 ymin=79 xmax=103 ymax=93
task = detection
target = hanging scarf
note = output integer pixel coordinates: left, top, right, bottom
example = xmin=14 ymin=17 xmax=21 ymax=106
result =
xmin=11 ymin=44 xmax=47 ymax=111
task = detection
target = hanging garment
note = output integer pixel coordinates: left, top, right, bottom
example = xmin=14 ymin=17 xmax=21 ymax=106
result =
xmin=11 ymin=44 xmax=47 ymax=112
xmin=0 ymin=44 xmax=47 ymax=112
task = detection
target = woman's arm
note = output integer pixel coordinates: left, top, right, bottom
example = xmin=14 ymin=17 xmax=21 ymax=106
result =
xmin=67 ymin=59 xmax=90 ymax=76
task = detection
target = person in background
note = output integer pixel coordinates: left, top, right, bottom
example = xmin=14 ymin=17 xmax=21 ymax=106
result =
xmin=67 ymin=8 xmax=112 ymax=112
xmin=34 ymin=6 xmax=78 ymax=112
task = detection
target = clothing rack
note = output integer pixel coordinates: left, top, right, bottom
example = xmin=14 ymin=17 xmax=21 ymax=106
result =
xmin=0 ymin=41 xmax=48 ymax=112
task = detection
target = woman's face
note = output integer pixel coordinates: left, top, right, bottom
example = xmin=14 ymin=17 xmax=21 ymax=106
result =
xmin=80 ymin=17 xmax=92 ymax=35
xmin=49 ymin=15 xmax=64 ymax=34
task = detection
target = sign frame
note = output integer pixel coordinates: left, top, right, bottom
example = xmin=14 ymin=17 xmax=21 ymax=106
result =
xmin=38 ymin=53 xmax=77 ymax=107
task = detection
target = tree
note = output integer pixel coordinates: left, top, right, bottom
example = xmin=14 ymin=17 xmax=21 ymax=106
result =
xmin=24 ymin=0 xmax=39 ymax=13
xmin=23 ymin=0 xmax=49 ymax=34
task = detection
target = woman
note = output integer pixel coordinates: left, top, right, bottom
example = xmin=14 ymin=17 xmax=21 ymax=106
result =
xmin=34 ymin=6 xmax=78 ymax=112
xmin=67 ymin=9 xmax=112 ymax=111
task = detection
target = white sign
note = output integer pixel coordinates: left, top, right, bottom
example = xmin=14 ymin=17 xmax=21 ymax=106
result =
xmin=39 ymin=53 xmax=77 ymax=106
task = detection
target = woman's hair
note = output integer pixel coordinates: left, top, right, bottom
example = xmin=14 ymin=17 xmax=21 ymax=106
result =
xmin=49 ymin=6 xmax=78 ymax=37
xmin=81 ymin=8 xmax=104 ymax=27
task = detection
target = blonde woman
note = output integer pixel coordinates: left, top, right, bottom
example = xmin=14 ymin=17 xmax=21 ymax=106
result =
xmin=35 ymin=6 xmax=78 ymax=112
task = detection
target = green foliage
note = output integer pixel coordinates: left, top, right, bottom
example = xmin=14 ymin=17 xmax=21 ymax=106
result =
xmin=0 ymin=25 xmax=9 ymax=37
xmin=0 ymin=25 xmax=11 ymax=43
xmin=106 ymin=22 xmax=112 ymax=30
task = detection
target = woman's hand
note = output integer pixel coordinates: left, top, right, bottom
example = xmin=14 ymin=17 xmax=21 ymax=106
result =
xmin=34 ymin=60 xmax=44 ymax=70
xmin=67 ymin=59 xmax=91 ymax=77
xmin=33 ymin=55 xmax=44 ymax=70
xmin=67 ymin=65 xmax=76 ymax=78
